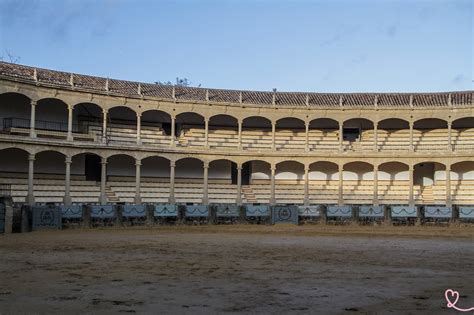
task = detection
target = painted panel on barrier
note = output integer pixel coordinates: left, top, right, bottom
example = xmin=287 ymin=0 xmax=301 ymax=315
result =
xmin=298 ymin=205 xmax=320 ymax=217
xmin=459 ymin=206 xmax=474 ymax=219
xmin=424 ymin=206 xmax=452 ymax=219
xmin=216 ymin=204 xmax=239 ymax=217
xmin=359 ymin=205 xmax=384 ymax=218
xmin=0 ymin=203 xmax=5 ymax=233
xmin=391 ymin=206 xmax=417 ymax=218
xmin=246 ymin=205 xmax=270 ymax=217
xmin=91 ymin=205 xmax=115 ymax=218
xmin=185 ymin=205 xmax=208 ymax=217
xmin=122 ymin=205 xmax=146 ymax=218
xmin=154 ymin=204 xmax=177 ymax=217
xmin=32 ymin=206 xmax=62 ymax=230
xmin=272 ymin=205 xmax=298 ymax=224
xmin=327 ymin=205 xmax=352 ymax=217
xmin=61 ymin=205 xmax=83 ymax=219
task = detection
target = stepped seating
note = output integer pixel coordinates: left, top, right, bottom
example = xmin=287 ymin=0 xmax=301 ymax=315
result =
xmin=107 ymin=176 xmax=237 ymax=204
xmin=432 ymin=180 xmax=474 ymax=205
xmin=87 ymin=122 xmax=169 ymax=145
xmin=0 ymin=172 xmax=101 ymax=204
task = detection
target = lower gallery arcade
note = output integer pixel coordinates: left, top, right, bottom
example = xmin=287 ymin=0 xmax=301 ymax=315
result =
xmin=0 ymin=148 xmax=473 ymax=207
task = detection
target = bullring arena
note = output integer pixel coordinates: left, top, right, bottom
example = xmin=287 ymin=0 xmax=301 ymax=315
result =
xmin=0 ymin=61 xmax=473 ymax=314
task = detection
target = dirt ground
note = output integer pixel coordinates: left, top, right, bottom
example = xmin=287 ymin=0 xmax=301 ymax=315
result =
xmin=0 ymin=225 xmax=473 ymax=314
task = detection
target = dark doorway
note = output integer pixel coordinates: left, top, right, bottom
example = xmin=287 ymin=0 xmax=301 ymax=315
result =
xmin=242 ymin=162 xmax=251 ymax=185
xmin=85 ymin=154 xmax=101 ymax=181
xmin=343 ymin=128 xmax=360 ymax=141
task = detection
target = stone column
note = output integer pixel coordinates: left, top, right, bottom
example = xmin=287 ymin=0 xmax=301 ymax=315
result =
xmin=27 ymin=153 xmax=35 ymax=206
xmin=170 ymin=115 xmax=176 ymax=147
xmin=271 ymin=121 xmax=276 ymax=150
xmin=373 ymin=164 xmax=379 ymax=206
xmin=238 ymin=119 xmax=243 ymax=149
xmin=67 ymin=105 xmax=73 ymax=141
xmin=236 ymin=165 xmax=242 ymax=206
xmin=100 ymin=157 xmax=107 ymax=204
xmin=304 ymin=165 xmax=309 ymax=206
xmin=102 ymin=109 xmax=108 ymax=144
xmin=30 ymin=100 xmax=37 ymax=138
xmin=64 ymin=156 xmax=72 ymax=205
xmin=169 ymin=161 xmax=176 ymax=204
xmin=202 ymin=162 xmax=209 ymax=205
xmin=373 ymin=122 xmax=378 ymax=152
xmin=409 ymin=121 xmax=414 ymax=152
xmin=136 ymin=113 xmax=142 ymax=145
xmin=339 ymin=122 xmax=343 ymax=152
xmin=270 ymin=164 xmax=276 ymax=205
xmin=338 ymin=164 xmax=343 ymax=206
xmin=305 ymin=121 xmax=309 ymax=152
xmin=204 ymin=117 xmax=209 ymax=148
xmin=134 ymin=159 xmax=141 ymax=204
xmin=447 ymin=121 xmax=452 ymax=152
xmin=408 ymin=164 xmax=414 ymax=207
xmin=446 ymin=164 xmax=451 ymax=207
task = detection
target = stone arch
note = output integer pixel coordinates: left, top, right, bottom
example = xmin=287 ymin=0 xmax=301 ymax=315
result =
xmin=0 ymin=92 xmax=32 ymax=131
xmin=35 ymin=97 xmax=69 ymax=132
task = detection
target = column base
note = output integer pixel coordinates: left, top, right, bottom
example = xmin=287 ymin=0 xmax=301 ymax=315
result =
xmin=99 ymin=195 xmax=107 ymax=205
xmin=134 ymin=196 xmax=142 ymax=205
xmin=63 ymin=196 xmax=72 ymax=205
xmin=27 ymin=194 xmax=35 ymax=206
xmin=67 ymin=135 xmax=74 ymax=141
xmin=30 ymin=132 xmax=37 ymax=139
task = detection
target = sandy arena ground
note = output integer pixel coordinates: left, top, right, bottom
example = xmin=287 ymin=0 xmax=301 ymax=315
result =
xmin=0 ymin=225 xmax=473 ymax=314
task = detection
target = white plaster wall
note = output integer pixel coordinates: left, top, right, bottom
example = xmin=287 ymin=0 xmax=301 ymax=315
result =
xmin=250 ymin=161 xmax=270 ymax=180
xmin=378 ymin=163 xmax=409 ymax=180
xmin=309 ymin=162 xmax=338 ymax=180
xmin=275 ymin=161 xmax=304 ymax=180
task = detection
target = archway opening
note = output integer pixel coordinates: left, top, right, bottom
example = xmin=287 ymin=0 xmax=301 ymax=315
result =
xmin=377 ymin=119 xmax=410 ymax=151
xmin=308 ymin=118 xmax=339 ymax=151
xmin=243 ymin=160 xmax=271 ymax=204
xmin=276 ymin=160 xmax=304 ymax=204
xmin=0 ymin=93 xmax=31 ymax=133
xmin=308 ymin=161 xmax=338 ymax=204
xmin=209 ymin=115 xmax=238 ymax=148
xmin=343 ymin=161 xmax=374 ymax=204
xmin=378 ymin=162 xmax=409 ymax=205
xmin=242 ymin=116 xmax=272 ymax=150
xmin=452 ymin=117 xmax=474 ymax=151
xmin=108 ymin=106 xmax=137 ymax=144
xmin=176 ymin=112 xmax=205 ymax=147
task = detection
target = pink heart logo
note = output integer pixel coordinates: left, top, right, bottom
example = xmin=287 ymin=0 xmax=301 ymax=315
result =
xmin=445 ymin=289 xmax=459 ymax=307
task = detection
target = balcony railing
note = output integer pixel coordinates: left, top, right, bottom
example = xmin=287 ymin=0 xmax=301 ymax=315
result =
xmin=3 ymin=117 xmax=88 ymax=133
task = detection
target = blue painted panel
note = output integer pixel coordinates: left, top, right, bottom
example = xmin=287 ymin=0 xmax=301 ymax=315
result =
xmin=424 ymin=206 xmax=452 ymax=219
xmin=185 ymin=205 xmax=208 ymax=217
xmin=327 ymin=205 xmax=352 ymax=217
xmin=216 ymin=205 xmax=239 ymax=217
xmin=459 ymin=206 xmax=474 ymax=219
xmin=246 ymin=205 xmax=270 ymax=217
xmin=391 ymin=206 xmax=417 ymax=218
xmin=359 ymin=206 xmax=384 ymax=218
xmin=122 ymin=205 xmax=146 ymax=218
xmin=60 ymin=205 xmax=83 ymax=219
xmin=0 ymin=203 xmax=5 ymax=233
xmin=272 ymin=206 xmax=298 ymax=224
xmin=154 ymin=204 xmax=177 ymax=217
xmin=90 ymin=205 xmax=115 ymax=218
xmin=32 ymin=206 xmax=62 ymax=230
xmin=298 ymin=205 xmax=320 ymax=217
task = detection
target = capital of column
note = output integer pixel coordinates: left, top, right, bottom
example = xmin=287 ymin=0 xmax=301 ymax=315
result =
xmin=102 ymin=109 xmax=108 ymax=115
xmin=65 ymin=156 xmax=72 ymax=164
xmin=237 ymin=165 xmax=243 ymax=171
xmin=28 ymin=154 xmax=35 ymax=161
xmin=136 ymin=112 xmax=142 ymax=118
xmin=304 ymin=165 xmax=309 ymax=172
xmin=170 ymin=161 xmax=176 ymax=168
xmin=409 ymin=164 xmax=414 ymax=171
xmin=445 ymin=165 xmax=451 ymax=172
xmin=135 ymin=160 xmax=142 ymax=166
xmin=270 ymin=165 xmax=276 ymax=172
xmin=30 ymin=100 xmax=37 ymax=106
xmin=68 ymin=104 xmax=73 ymax=111
xmin=203 ymin=162 xmax=209 ymax=169
xmin=101 ymin=157 xmax=108 ymax=165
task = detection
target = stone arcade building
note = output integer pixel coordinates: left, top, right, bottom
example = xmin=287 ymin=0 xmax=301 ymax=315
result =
xmin=0 ymin=61 xmax=473 ymax=226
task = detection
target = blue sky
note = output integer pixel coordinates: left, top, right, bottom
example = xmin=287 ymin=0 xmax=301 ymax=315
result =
xmin=0 ymin=0 xmax=472 ymax=93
